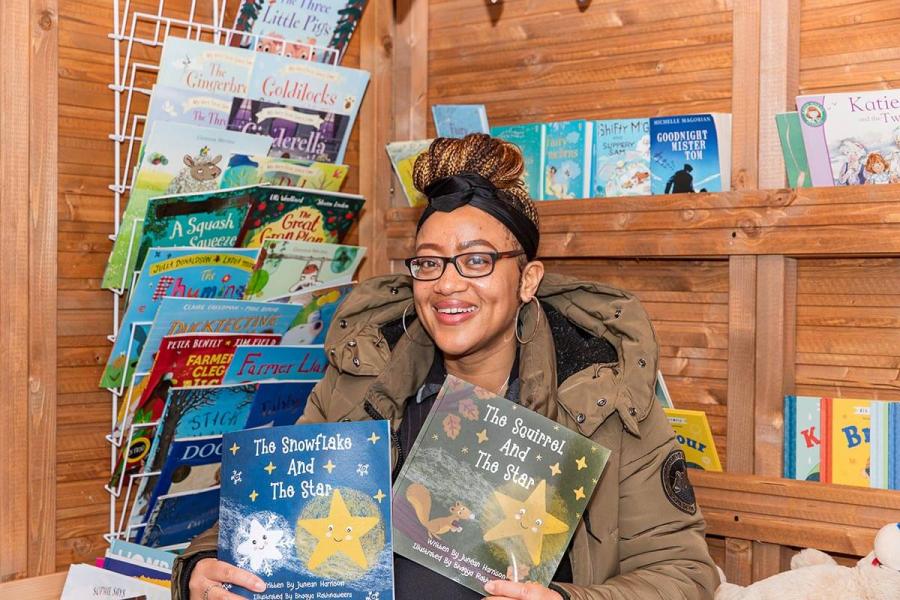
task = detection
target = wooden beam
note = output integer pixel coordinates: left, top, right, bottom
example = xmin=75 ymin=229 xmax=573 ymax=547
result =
xmin=393 ymin=0 xmax=429 ymax=142
xmin=727 ymin=256 xmax=756 ymax=473
xmin=724 ymin=538 xmax=753 ymax=587
xmin=357 ymin=0 xmax=395 ymax=278
xmin=730 ymin=0 xmax=760 ymax=189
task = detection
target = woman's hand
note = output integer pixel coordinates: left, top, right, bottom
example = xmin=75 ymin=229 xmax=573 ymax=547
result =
xmin=188 ymin=558 xmax=265 ymax=599
xmin=484 ymin=580 xmax=564 ymax=600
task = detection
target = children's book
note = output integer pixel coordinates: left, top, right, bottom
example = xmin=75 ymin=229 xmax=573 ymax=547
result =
xmin=775 ymin=112 xmax=813 ymax=189
xmin=101 ymin=248 xmax=260 ymax=392
xmin=782 ymin=395 xmax=822 ymax=481
xmin=655 ymin=370 xmax=673 ymax=409
xmin=230 ymin=0 xmax=369 ymax=63
xmin=591 ymin=118 xmax=651 ymax=197
xmin=102 ymin=121 xmax=272 ymax=291
xmin=134 ymin=188 xmax=258 ymax=279
xmin=142 ymin=485 xmax=222 ymax=549
xmin=218 ymin=420 xmax=393 ymax=598
xmin=663 ymin=408 xmax=722 ymax=472
xmin=247 ymin=51 xmax=370 ymax=164
xmin=543 ymin=120 xmax=592 ymax=200
xmin=220 ymin=154 xmax=349 ymax=191
xmin=892 ymin=402 xmax=900 ymax=490
xmin=100 ymin=553 xmax=171 ymax=588
xmin=386 ymin=140 xmax=433 ymax=207
xmin=236 ymin=185 xmax=364 ymax=247
xmin=821 ymin=398 xmax=872 ymax=486
xmin=132 ymin=297 xmax=301 ymax=375
xmin=157 ymin=37 xmax=256 ymax=96
xmin=490 ymin=123 xmax=545 ymax=200
xmin=60 ymin=563 xmax=169 ymax=600
xmin=796 ymin=90 xmax=900 ymax=187
xmin=107 ymin=539 xmax=177 ymax=573
xmin=269 ymin=282 xmax=354 ymax=345
xmin=246 ymin=380 xmax=317 ymax=428
xmin=870 ymin=401 xmax=891 ymax=489
xmin=393 ymin=376 xmax=609 ymax=593
xmin=432 ymin=104 xmax=490 ymax=138
xmin=222 ymin=345 xmax=329 ymax=385
xmin=650 ymin=113 xmax=732 ymax=194
xmin=244 ymin=239 xmax=364 ymax=300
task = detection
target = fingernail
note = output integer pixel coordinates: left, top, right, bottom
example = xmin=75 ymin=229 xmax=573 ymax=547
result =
xmin=252 ymin=578 xmax=266 ymax=592
xmin=484 ymin=581 xmax=495 ymax=594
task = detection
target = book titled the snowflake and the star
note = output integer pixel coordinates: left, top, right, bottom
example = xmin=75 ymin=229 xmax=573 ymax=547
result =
xmin=219 ymin=420 xmax=394 ymax=599
xmin=393 ymin=376 xmax=610 ymax=594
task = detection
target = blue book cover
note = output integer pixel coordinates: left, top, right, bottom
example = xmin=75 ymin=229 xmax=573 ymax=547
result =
xmin=270 ymin=282 xmax=354 ymax=345
xmin=142 ymin=485 xmax=221 ymax=549
xmin=891 ymin=402 xmax=900 ymax=490
xmin=783 ymin=396 xmax=822 ymax=481
xmin=591 ymin=118 xmax=651 ymax=197
xmin=432 ymin=104 xmax=490 ymax=138
xmin=246 ymin=381 xmax=317 ymax=428
xmin=100 ymin=555 xmax=171 ymax=585
xmin=223 ymin=345 xmax=329 ymax=385
xmin=650 ymin=113 xmax=732 ymax=194
xmin=101 ymin=247 xmax=260 ymax=390
xmin=490 ymin=123 xmax=544 ymax=200
xmin=870 ymin=401 xmax=889 ymax=489
xmin=219 ymin=421 xmax=394 ymax=598
xmin=107 ymin=539 xmax=177 ymax=572
xmin=157 ymin=37 xmax=256 ymax=96
xmin=133 ymin=298 xmax=302 ymax=375
xmin=543 ymin=120 xmax=592 ymax=200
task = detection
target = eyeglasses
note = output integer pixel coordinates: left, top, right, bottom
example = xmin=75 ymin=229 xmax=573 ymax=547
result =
xmin=404 ymin=250 xmax=525 ymax=281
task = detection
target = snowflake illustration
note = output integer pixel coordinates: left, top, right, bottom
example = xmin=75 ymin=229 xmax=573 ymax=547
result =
xmin=356 ymin=463 xmax=369 ymax=476
xmin=231 ymin=470 xmax=242 ymax=485
xmin=366 ymin=592 xmax=380 ymax=600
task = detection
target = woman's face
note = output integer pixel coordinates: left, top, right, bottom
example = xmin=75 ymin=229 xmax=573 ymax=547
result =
xmin=412 ymin=205 xmax=541 ymax=359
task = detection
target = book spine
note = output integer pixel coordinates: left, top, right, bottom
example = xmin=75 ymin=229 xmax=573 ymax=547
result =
xmin=820 ymin=397 xmax=833 ymax=484
xmin=538 ymin=123 xmax=547 ymax=200
xmin=890 ymin=403 xmax=900 ymax=490
xmin=583 ymin=121 xmax=594 ymax=198
xmin=783 ymin=395 xmax=796 ymax=479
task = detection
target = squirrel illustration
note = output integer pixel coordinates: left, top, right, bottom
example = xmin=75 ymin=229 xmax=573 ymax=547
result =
xmin=406 ymin=482 xmax=475 ymax=540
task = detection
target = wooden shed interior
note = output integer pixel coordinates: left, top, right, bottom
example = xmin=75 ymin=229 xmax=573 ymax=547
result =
xmin=2 ymin=0 xmax=900 ymax=591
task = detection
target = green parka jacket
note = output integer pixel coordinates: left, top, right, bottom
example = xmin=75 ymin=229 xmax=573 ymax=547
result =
xmin=172 ymin=272 xmax=719 ymax=599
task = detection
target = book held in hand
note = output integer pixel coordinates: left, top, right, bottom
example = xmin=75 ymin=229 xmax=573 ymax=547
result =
xmin=392 ymin=375 xmax=609 ymax=594
xmin=219 ymin=420 xmax=394 ymax=599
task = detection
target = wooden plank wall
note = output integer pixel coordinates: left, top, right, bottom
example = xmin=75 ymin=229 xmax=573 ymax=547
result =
xmin=56 ymin=0 xmax=362 ymax=567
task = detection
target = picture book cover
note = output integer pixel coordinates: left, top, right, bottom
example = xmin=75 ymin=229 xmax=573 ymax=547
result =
xmin=663 ymin=408 xmax=722 ymax=472
xmin=157 ymin=37 xmax=256 ymax=97
xmin=775 ymin=112 xmax=813 ymax=189
xmin=244 ymin=239 xmax=364 ymax=300
xmin=102 ymin=121 xmax=272 ymax=291
xmin=142 ymin=485 xmax=221 ymax=549
xmin=432 ymin=104 xmax=490 ymax=138
xmin=236 ymin=185 xmax=364 ymax=247
xmin=100 ymin=553 xmax=170 ymax=588
xmin=386 ymin=140 xmax=433 ymax=207
xmin=782 ymin=395 xmax=822 ymax=481
xmin=218 ymin=420 xmax=393 ymax=599
xmin=655 ymin=370 xmax=673 ymax=409
xmin=892 ymin=402 xmax=900 ymax=490
xmin=230 ymin=0 xmax=369 ymax=63
xmin=134 ymin=188 xmax=258 ymax=278
xmin=869 ymin=401 xmax=891 ymax=489
xmin=393 ymin=376 xmax=609 ymax=593
xmin=490 ymin=124 xmax=544 ymax=200
xmin=650 ymin=113 xmax=732 ymax=194
xmin=269 ymin=282 xmax=354 ymax=345
xmin=246 ymin=380 xmax=317 ymax=428
xmin=222 ymin=345 xmax=329 ymax=385
xmin=107 ymin=539 xmax=177 ymax=573
xmin=101 ymin=247 xmax=260 ymax=391
xmin=60 ymin=563 xmax=169 ymax=600
xmin=247 ymin=51 xmax=370 ymax=164
xmin=221 ymin=154 xmax=349 ymax=191
xmin=796 ymin=90 xmax=900 ymax=187
xmin=543 ymin=120 xmax=592 ymax=200
xmin=591 ymin=118 xmax=651 ymax=197
xmin=132 ymin=297 xmax=301 ymax=375
xmin=821 ymin=398 xmax=872 ymax=486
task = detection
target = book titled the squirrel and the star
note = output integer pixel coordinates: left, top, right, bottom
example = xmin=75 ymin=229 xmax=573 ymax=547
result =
xmin=219 ymin=420 xmax=394 ymax=599
xmin=393 ymin=376 xmax=610 ymax=594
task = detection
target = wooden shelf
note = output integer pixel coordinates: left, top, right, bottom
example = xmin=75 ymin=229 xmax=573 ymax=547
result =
xmin=693 ymin=471 xmax=900 ymax=557
xmin=385 ymin=185 xmax=900 ymax=259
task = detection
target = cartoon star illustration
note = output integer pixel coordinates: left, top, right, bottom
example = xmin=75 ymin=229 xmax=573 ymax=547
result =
xmin=323 ymin=460 xmax=336 ymax=474
xmin=575 ymin=456 xmax=588 ymax=471
xmin=483 ymin=480 xmax=569 ymax=565
xmin=368 ymin=432 xmax=381 ymax=444
xmin=573 ymin=486 xmax=586 ymax=501
xmin=549 ymin=463 xmax=561 ymax=476
xmin=229 ymin=442 xmax=240 ymax=455
xmin=298 ymin=489 xmax=379 ymax=570
xmin=476 ymin=429 xmax=489 ymax=444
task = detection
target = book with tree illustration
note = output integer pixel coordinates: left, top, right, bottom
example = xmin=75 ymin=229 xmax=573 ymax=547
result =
xmin=386 ymin=140 xmax=433 ymax=207
xmin=393 ymin=376 xmax=609 ymax=593
xmin=218 ymin=420 xmax=393 ymax=598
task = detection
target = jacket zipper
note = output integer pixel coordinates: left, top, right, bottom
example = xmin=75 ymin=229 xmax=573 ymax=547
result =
xmin=363 ymin=400 xmax=405 ymax=478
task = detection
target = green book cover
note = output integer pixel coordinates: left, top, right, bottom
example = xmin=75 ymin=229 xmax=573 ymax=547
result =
xmin=393 ymin=375 xmax=610 ymax=593
xmin=244 ymin=239 xmax=365 ymax=300
xmin=775 ymin=112 xmax=813 ymax=189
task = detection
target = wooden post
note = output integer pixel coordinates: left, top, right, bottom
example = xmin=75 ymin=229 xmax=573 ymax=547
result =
xmin=730 ymin=0 xmax=760 ymax=190
xmin=0 ymin=0 xmax=58 ymax=581
xmin=393 ymin=0 xmax=429 ymax=142
xmin=726 ymin=255 xmax=757 ymax=474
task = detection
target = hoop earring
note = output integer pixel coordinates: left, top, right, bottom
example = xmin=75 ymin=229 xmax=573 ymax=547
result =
xmin=515 ymin=298 xmax=542 ymax=344
xmin=402 ymin=302 xmax=430 ymax=345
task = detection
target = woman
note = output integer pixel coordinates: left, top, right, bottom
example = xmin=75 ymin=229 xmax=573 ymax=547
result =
xmin=174 ymin=134 xmax=720 ymax=600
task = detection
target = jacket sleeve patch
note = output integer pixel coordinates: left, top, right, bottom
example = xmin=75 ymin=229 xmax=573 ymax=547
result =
xmin=661 ymin=449 xmax=697 ymax=515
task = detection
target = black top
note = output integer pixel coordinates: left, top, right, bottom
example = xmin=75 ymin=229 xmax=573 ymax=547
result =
xmin=392 ymin=351 xmax=573 ymax=599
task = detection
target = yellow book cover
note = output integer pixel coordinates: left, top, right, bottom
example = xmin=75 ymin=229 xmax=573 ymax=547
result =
xmin=386 ymin=140 xmax=434 ymax=207
xmin=664 ymin=408 xmax=723 ymax=472
xmin=827 ymin=398 xmax=871 ymax=487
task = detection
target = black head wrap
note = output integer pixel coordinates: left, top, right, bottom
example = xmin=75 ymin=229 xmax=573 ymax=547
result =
xmin=415 ymin=171 xmax=540 ymax=261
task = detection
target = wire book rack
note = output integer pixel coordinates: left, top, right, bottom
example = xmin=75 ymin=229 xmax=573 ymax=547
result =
xmin=104 ymin=0 xmax=339 ymax=548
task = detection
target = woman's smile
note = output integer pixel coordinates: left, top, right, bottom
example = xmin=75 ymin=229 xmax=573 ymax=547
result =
xmin=433 ymin=300 xmax=479 ymax=325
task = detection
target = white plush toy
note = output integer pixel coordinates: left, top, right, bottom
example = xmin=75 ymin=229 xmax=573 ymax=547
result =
xmin=715 ymin=523 xmax=900 ymax=600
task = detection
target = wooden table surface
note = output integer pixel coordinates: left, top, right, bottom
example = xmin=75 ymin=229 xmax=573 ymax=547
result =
xmin=0 ymin=571 xmax=67 ymax=598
